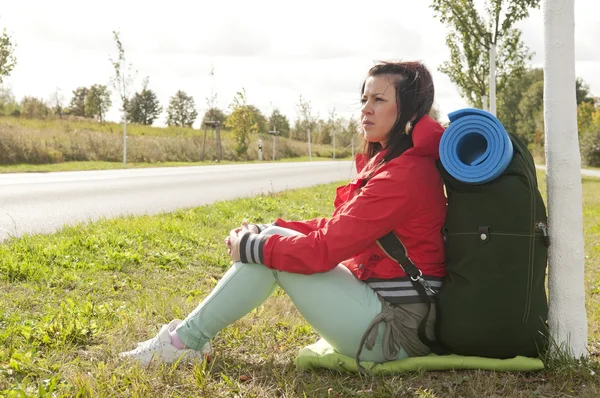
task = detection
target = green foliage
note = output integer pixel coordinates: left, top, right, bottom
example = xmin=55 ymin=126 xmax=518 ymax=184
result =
xmin=318 ymin=110 xmax=343 ymax=146
xmin=247 ymin=105 xmax=268 ymax=134
xmin=268 ymin=109 xmax=290 ymax=138
xmin=66 ymin=87 xmax=88 ymax=117
xmin=201 ymin=107 xmax=227 ymax=126
xmin=290 ymin=96 xmax=318 ymax=146
xmin=109 ymin=30 xmax=136 ymax=113
xmin=431 ymin=0 xmax=540 ymax=107
xmin=576 ymin=77 xmax=595 ymax=106
xmin=225 ymin=89 xmax=262 ymax=157
xmin=20 ymin=96 xmax=50 ymax=119
xmin=578 ymin=101 xmax=597 ymax=134
xmin=127 ymin=79 xmax=162 ymax=125
xmin=337 ymin=118 xmax=360 ymax=149
xmin=499 ymin=68 xmax=597 ymax=145
xmin=0 ymin=27 xmax=16 ymax=84
xmin=84 ymin=84 xmax=112 ymax=123
xmin=581 ymin=130 xmax=600 ymax=167
xmin=0 ymin=86 xmax=21 ymax=117
xmin=579 ymin=102 xmax=600 ymax=167
xmin=166 ymin=90 xmax=198 ymax=127
xmin=516 ymin=79 xmax=544 ymax=143
xmin=497 ymin=68 xmax=541 ymax=138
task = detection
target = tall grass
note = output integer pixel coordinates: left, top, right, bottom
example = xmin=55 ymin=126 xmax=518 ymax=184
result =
xmin=0 ymin=116 xmax=354 ymax=165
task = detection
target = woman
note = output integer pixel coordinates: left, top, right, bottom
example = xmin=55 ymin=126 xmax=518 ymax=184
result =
xmin=120 ymin=61 xmax=447 ymax=367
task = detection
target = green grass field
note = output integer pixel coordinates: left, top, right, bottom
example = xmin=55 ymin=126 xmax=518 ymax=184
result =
xmin=0 ymin=172 xmax=599 ymax=397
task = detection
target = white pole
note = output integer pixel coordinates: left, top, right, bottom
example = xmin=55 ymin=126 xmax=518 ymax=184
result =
xmin=489 ymin=43 xmax=497 ymax=116
xmin=333 ymin=127 xmax=336 ymax=159
xmin=123 ymin=112 xmax=127 ymax=165
xmin=544 ymin=0 xmax=587 ymax=358
xmin=307 ymin=129 xmax=312 ymax=160
xmin=258 ymin=139 xmax=263 ymax=161
xmin=482 ymin=95 xmax=488 ymax=112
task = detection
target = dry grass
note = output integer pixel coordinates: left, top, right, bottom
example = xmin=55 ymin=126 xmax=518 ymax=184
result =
xmin=0 ymin=116 xmax=354 ymax=166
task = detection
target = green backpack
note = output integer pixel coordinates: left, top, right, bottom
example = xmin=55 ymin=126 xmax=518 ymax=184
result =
xmin=379 ymin=133 xmax=549 ymax=358
xmin=434 ymin=132 xmax=549 ymax=358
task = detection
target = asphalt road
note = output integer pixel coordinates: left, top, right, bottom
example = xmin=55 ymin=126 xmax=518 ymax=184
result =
xmin=0 ymin=161 xmax=356 ymax=241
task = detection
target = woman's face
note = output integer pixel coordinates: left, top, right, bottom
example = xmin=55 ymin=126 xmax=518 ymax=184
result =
xmin=361 ymin=75 xmax=399 ymax=147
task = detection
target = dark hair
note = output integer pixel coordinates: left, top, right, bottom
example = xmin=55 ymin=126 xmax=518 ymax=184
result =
xmin=360 ymin=61 xmax=435 ymax=164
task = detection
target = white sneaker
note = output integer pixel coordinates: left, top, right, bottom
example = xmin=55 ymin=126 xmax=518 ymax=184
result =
xmin=119 ymin=320 xmax=213 ymax=366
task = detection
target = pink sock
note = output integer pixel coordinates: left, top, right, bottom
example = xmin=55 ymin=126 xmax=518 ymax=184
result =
xmin=169 ymin=329 xmax=186 ymax=349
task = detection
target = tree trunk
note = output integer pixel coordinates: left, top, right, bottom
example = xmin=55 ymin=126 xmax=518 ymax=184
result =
xmin=543 ymin=0 xmax=588 ymax=358
xmin=489 ymin=44 xmax=497 ymax=116
xmin=307 ymin=129 xmax=312 ymax=160
xmin=123 ymin=112 xmax=127 ymax=165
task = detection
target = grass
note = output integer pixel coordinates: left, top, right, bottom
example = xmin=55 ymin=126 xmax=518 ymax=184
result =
xmin=0 ymin=172 xmax=599 ymax=397
xmin=0 ymin=116 xmax=356 ymax=167
xmin=0 ymin=156 xmax=351 ymax=174
xmin=0 ymin=116 xmax=207 ymax=138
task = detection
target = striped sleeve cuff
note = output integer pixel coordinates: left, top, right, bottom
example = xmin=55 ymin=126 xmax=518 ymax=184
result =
xmin=239 ymin=233 xmax=268 ymax=264
xmin=253 ymin=223 xmax=275 ymax=233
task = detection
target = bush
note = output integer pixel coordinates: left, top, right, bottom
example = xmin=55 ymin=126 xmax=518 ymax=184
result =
xmin=21 ymin=96 xmax=50 ymax=119
xmin=580 ymin=130 xmax=600 ymax=167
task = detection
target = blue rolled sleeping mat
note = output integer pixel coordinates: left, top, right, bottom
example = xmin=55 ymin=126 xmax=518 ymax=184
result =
xmin=439 ymin=108 xmax=513 ymax=184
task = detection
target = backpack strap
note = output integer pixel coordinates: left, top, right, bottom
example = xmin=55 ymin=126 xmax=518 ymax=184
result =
xmin=377 ymin=232 xmax=449 ymax=355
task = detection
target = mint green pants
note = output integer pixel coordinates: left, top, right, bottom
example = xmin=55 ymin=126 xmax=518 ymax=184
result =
xmin=176 ymin=226 xmax=409 ymax=363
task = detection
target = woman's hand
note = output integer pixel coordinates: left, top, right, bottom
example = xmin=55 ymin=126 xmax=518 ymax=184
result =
xmin=224 ymin=219 xmax=256 ymax=262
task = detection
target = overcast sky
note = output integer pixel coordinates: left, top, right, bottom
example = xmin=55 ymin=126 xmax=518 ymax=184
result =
xmin=2 ymin=0 xmax=599 ymax=127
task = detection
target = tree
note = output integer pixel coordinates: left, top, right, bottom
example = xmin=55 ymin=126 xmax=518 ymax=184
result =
xmin=338 ymin=118 xmax=361 ymax=155
xmin=431 ymin=0 xmax=540 ymax=110
xmin=225 ymin=89 xmax=261 ymax=157
xmin=110 ymin=30 xmax=136 ymax=164
xmin=67 ymin=87 xmax=88 ymax=117
xmin=49 ymin=88 xmax=65 ymax=118
xmin=575 ymin=77 xmax=595 ymax=106
xmin=127 ymin=78 xmax=162 ymax=125
xmin=0 ymin=86 xmax=20 ymax=116
xmin=297 ymin=96 xmax=318 ymax=160
xmin=247 ymin=105 xmax=268 ymax=134
xmin=268 ymin=109 xmax=290 ymax=138
xmin=166 ymin=90 xmax=198 ymax=127
xmin=544 ymin=0 xmax=587 ymax=359
xmin=201 ymin=107 xmax=227 ymax=126
xmin=577 ymin=101 xmax=596 ymax=134
xmin=497 ymin=68 xmax=542 ymax=138
xmin=0 ymin=27 xmax=16 ymax=84
xmin=319 ymin=109 xmax=342 ymax=146
xmin=21 ymin=96 xmax=49 ymax=119
xmin=85 ymin=84 xmax=112 ymax=122
xmin=499 ymin=68 xmax=594 ymax=143
xmin=516 ymin=78 xmax=544 ymax=143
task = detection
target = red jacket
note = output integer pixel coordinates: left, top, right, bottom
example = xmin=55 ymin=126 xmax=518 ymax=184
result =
xmin=243 ymin=115 xmax=447 ymax=280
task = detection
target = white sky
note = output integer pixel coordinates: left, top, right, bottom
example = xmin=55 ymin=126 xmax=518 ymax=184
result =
xmin=2 ymin=0 xmax=599 ymax=127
